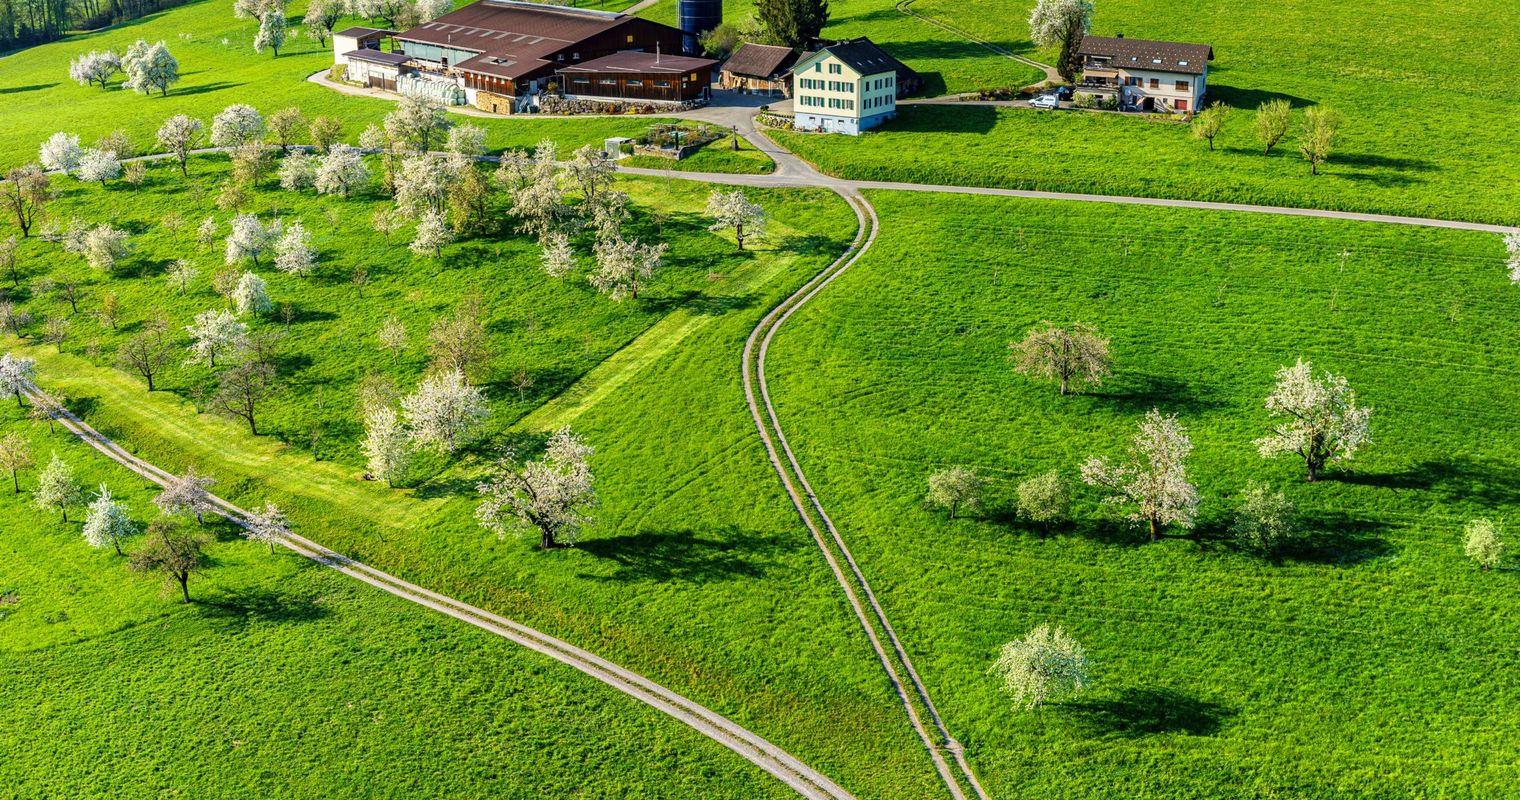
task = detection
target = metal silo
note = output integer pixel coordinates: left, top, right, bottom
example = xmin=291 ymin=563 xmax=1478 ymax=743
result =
xmin=677 ymin=0 xmax=722 ymax=36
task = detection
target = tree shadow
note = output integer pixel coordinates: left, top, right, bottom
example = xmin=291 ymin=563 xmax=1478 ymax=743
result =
xmin=0 ymin=83 xmax=57 ymax=94
xmin=1335 ymin=457 xmax=1520 ymax=508
xmin=169 ymin=81 xmax=245 ymax=97
xmin=773 ymin=233 xmax=838 ymax=256
xmin=1196 ymin=510 xmax=1393 ymax=565
xmin=1089 ymin=372 xmax=1226 ymax=416
xmin=196 ymin=585 xmax=330 ymax=627
xmin=575 ymin=528 xmax=782 ymax=584
xmin=1065 ymin=687 xmax=1234 ymax=738
xmin=1206 ymin=85 xmax=1315 ymax=110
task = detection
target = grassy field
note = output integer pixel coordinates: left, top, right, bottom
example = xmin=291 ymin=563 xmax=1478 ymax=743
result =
xmin=0 ymin=0 xmax=768 ymax=172
xmin=0 ymin=408 xmax=799 ymax=800
xmin=764 ymin=190 xmax=1520 ymax=798
xmin=1 ymin=159 xmax=950 ymax=799
xmin=634 ymin=0 xmax=1044 ymax=95
xmin=770 ymin=0 xmax=1520 ymax=224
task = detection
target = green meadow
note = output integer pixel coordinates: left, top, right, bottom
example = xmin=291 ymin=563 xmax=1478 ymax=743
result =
xmin=764 ymin=190 xmax=1520 ymax=798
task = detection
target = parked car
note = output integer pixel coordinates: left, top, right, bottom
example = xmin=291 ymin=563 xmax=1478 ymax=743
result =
xmin=1054 ymin=85 xmax=1074 ymax=99
xmin=1030 ymin=94 xmax=1060 ymax=109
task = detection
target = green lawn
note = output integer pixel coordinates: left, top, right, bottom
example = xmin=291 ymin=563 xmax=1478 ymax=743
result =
xmin=0 ymin=0 xmax=768 ymax=172
xmin=770 ymin=0 xmax=1520 ymax=224
xmin=0 ymin=410 xmax=797 ymax=800
xmin=764 ymin=190 xmax=1520 ymax=798
xmin=2 ymin=158 xmax=948 ymax=799
xmin=635 ymin=0 xmax=1044 ymax=95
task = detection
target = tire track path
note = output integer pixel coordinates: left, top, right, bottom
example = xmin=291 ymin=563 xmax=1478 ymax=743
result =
xmin=742 ymin=191 xmax=989 ymax=800
xmin=24 ymin=385 xmax=856 ymax=800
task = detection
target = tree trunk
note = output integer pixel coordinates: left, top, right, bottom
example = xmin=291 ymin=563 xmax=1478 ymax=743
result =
xmin=10 ymin=471 xmax=18 ymax=493
xmin=178 ymin=574 xmax=191 ymax=603
xmin=247 ymin=414 xmax=258 ymax=436
xmin=146 ymin=372 xmax=155 ymax=391
xmin=61 ymin=506 xmax=69 ymax=523
xmin=114 ymin=540 xmax=122 ymax=556
xmin=1147 ymin=517 xmax=1158 ymax=542
xmin=540 ymin=529 xmax=561 ymax=550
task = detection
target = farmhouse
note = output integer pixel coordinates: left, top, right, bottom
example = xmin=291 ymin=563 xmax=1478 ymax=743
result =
xmin=789 ymin=38 xmax=915 ymax=135
xmin=334 ymin=0 xmax=714 ymax=112
xmin=719 ymin=42 xmax=807 ymax=96
xmin=1074 ymin=34 xmax=1213 ymax=113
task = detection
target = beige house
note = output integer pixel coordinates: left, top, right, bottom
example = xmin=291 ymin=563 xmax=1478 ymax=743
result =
xmin=1074 ymin=34 xmax=1213 ymax=114
xmin=789 ymin=38 xmax=909 ymax=135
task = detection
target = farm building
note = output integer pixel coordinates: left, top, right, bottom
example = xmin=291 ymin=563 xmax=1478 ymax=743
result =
xmin=332 ymin=26 xmax=394 ymax=67
xmin=1074 ymin=34 xmax=1214 ymax=113
xmin=789 ymin=38 xmax=914 ymax=135
xmin=333 ymin=0 xmax=713 ymax=113
xmin=719 ymin=42 xmax=808 ymax=96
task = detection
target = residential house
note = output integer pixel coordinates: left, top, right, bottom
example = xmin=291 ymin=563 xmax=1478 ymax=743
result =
xmin=788 ymin=38 xmax=913 ymax=135
xmin=1074 ymin=34 xmax=1213 ymax=114
xmin=719 ymin=42 xmax=806 ymax=96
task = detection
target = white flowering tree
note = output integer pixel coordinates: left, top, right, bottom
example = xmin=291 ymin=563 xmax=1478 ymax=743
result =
xmin=82 ymin=224 xmax=131 ymax=272
xmin=0 ymin=353 xmax=37 ymax=407
xmin=706 ymin=189 xmax=767 ymax=251
xmin=1082 ymin=408 xmax=1199 ymax=541
xmin=415 ymin=0 xmax=452 ymax=22
xmin=409 ymin=208 xmax=454 ymax=259
xmin=121 ymin=39 xmax=179 ymax=96
xmin=1255 ymin=360 xmax=1372 ymax=482
xmin=184 ymin=308 xmax=248 ymax=367
xmin=589 ymin=235 xmax=667 ymax=301
xmin=302 ymin=0 xmax=344 ymax=44
xmin=394 ymin=155 xmax=450 ymax=216
xmin=70 ymin=50 xmax=122 ymax=88
xmin=475 ymin=426 xmax=597 ymax=550
xmin=243 ymin=501 xmax=289 ymax=552
xmin=383 ymin=94 xmax=450 ymax=153
xmin=225 ymin=212 xmax=280 ymax=265
xmin=278 ymin=152 xmax=316 ymax=190
xmin=156 ymin=114 xmax=204 ymax=176
xmin=988 ymin=624 xmax=1090 ymax=709
xmin=0 ymin=432 xmax=34 ymax=493
xmin=154 ymin=466 xmax=218 ymax=523
xmin=400 ymin=369 xmax=489 ymax=453
xmin=315 ymin=144 xmax=368 ymax=197
xmin=361 ymin=406 xmax=412 ymax=487
xmin=1027 ymin=0 xmax=1093 ymax=80
xmin=274 ymin=221 xmax=316 ymax=276
xmin=82 ymin=484 xmax=138 ymax=555
xmin=540 ymin=233 xmax=576 ymax=278
xmin=35 ymin=452 xmax=86 ymax=522
xmin=1010 ymin=321 xmax=1113 ymax=396
xmin=1464 ymin=518 xmax=1505 ymax=570
xmin=926 ymin=466 xmax=984 ymax=519
xmin=254 ymin=9 xmax=287 ymax=55
xmin=76 ymin=148 xmax=122 ymax=186
xmin=211 ymin=104 xmax=266 ymax=148
xmin=232 ymin=271 xmax=272 ymax=316
xmin=445 ymin=123 xmax=487 ymax=162
xmin=40 ymin=132 xmax=82 ymax=174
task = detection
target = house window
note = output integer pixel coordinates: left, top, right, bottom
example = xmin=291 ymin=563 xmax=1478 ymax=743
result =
xmin=1175 ymin=80 xmax=1189 ymax=90
xmin=574 ymin=77 xmax=589 ymax=84
xmin=814 ymin=63 xmax=821 ymax=72
xmin=1149 ymin=78 xmax=1159 ymax=88
xmin=626 ymin=34 xmax=634 ymax=43
xmin=829 ymin=63 xmax=841 ymax=74
xmin=600 ymin=79 xmax=616 ymax=85
xmin=628 ymin=80 xmax=642 ymax=86
xmin=654 ymin=80 xmax=670 ymax=87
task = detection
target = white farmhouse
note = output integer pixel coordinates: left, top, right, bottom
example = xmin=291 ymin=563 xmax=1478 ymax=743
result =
xmin=788 ymin=38 xmax=913 ymax=135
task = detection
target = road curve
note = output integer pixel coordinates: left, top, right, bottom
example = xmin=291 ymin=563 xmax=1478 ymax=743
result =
xmin=25 ymin=386 xmax=856 ymax=800
xmin=741 ymin=191 xmax=989 ymax=800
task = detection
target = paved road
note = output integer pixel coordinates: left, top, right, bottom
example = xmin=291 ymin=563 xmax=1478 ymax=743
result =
xmin=26 ymin=385 xmax=858 ymax=800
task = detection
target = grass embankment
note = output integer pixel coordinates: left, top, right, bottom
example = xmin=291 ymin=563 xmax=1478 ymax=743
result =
xmin=765 ymin=190 xmax=1520 ymax=798
xmin=0 ymin=0 xmax=770 ymax=173
xmin=2 ymin=158 xmax=946 ymax=799
xmin=0 ymin=410 xmax=796 ymax=800
xmin=773 ymin=0 xmax=1520 ymax=224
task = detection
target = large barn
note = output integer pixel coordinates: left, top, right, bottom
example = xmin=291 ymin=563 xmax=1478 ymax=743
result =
xmin=335 ymin=0 xmax=716 ymax=113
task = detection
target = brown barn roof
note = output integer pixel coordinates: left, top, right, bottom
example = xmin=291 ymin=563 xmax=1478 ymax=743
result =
xmin=395 ymin=0 xmax=632 ymax=76
xmin=334 ymin=26 xmax=394 ymax=38
xmin=722 ymin=42 xmax=799 ymax=80
xmin=345 ymin=49 xmax=411 ymax=65
xmin=1076 ymin=35 xmax=1213 ymax=75
xmin=559 ymin=50 xmax=716 ymax=75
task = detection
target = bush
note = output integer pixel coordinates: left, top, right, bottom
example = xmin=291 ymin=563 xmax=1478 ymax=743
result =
xmin=1231 ymin=482 xmax=1301 ymax=554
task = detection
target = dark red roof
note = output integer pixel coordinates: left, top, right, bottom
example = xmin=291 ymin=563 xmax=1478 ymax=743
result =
xmin=558 ymin=50 xmax=716 ymax=75
xmin=345 ymin=49 xmax=411 ymax=66
xmin=1076 ymin=35 xmax=1214 ymax=75
xmin=721 ymin=42 xmax=798 ymax=80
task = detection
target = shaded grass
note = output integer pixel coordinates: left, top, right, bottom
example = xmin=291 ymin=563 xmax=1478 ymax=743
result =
xmin=0 ymin=410 xmax=797 ymax=800
xmin=764 ymin=190 xmax=1520 ymax=798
